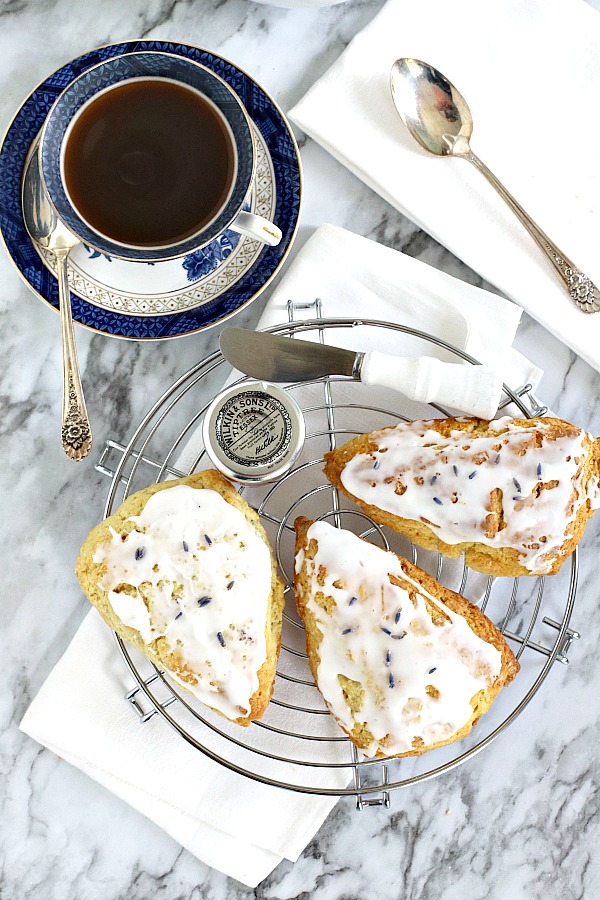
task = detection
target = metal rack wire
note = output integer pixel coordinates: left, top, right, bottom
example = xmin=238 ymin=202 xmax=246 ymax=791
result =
xmin=96 ymin=300 xmax=580 ymax=807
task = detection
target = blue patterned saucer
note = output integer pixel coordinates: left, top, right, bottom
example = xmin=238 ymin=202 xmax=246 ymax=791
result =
xmin=0 ymin=41 xmax=302 ymax=340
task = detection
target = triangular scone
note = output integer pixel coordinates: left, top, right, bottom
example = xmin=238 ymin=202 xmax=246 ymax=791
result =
xmin=324 ymin=416 xmax=600 ymax=577
xmin=294 ymin=517 xmax=519 ymax=758
xmin=76 ymin=470 xmax=284 ymax=726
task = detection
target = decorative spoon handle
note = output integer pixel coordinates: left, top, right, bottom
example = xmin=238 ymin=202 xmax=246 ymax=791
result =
xmin=56 ymin=250 xmax=92 ymax=460
xmin=465 ymin=150 xmax=600 ymax=314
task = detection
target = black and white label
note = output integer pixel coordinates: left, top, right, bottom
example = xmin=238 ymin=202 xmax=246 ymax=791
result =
xmin=215 ymin=390 xmax=293 ymax=468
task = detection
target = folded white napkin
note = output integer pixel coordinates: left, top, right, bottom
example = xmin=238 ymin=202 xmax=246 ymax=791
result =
xmin=20 ymin=224 xmax=542 ymax=888
xmin=21 ymin=610 xmax=349 ymax=886
xmin=255 ymin=224 xmax=541 ymax=396
xmin=289 ymin=0 xmax=600 ymax=372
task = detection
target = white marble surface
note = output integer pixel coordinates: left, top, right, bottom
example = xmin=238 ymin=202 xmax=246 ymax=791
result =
xmin=2 ymin=1 xmax=600 ymax=898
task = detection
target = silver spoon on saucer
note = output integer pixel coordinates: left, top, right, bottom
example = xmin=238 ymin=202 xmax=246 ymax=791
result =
xmin=22 ymin=139 xmax=92 ymax=460
xmin=390 ymin=57 xmax=600 ymax=314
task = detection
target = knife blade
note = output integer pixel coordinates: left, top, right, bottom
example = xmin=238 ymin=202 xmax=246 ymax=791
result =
xmin=220 ymin=327 xmax=362 ymax=382
xmin=219 ymin=328 xmax=504 ymax=419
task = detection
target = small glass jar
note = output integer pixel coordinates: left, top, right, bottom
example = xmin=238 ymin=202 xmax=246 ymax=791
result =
xmin=202 ymin=381 xmax=306 ymax=484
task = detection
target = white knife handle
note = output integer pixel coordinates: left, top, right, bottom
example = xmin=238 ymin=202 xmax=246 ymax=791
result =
xmin=360 ymin=350 xmax=504 ymax=419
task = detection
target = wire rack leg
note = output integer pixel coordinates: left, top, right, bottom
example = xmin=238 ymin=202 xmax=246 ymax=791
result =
xmin=350 ymin=744 xmax=391 ymax=810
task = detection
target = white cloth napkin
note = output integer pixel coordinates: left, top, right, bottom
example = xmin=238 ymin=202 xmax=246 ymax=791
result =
xmin=20 ymin=224 xmax=542 ymax=888
xmin=289 ymin=0 xmax=600 ymax=372
xmin=254 ymin=224 xmax=541 ymax=396
xmin=21 ymin=609 xmax=350 ymax=886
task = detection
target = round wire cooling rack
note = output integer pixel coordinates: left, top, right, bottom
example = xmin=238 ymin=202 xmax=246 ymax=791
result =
xmin=96 ymin=306 xmax=581 ymax=806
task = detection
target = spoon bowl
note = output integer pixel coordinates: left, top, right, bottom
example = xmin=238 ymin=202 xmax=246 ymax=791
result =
xmin=390 ymin=57 xmax=600 ymax=313
xmin=22 ymin=139 xmax=92 ymax=459
xmin=390 ymin=57 xmax=473 ymax=157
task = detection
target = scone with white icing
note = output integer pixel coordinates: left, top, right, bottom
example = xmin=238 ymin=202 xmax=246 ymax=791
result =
xmin=76 ymin=470 xmax=285 ymax=725
xmin=324 ymin=416 xmax=600 ymax=577
xmin=294 ymin=518 xmax=519 ymax=758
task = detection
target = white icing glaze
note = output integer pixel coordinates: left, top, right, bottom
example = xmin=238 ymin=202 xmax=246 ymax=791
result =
xmin=93 ymin=485 xmax=272 ymax=719
xmin=339 ymin=417 xmax=600 ymax=574
xmin=296 ymin=521 xmax=503 ymax=758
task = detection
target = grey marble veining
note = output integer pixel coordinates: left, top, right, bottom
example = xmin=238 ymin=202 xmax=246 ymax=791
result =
xmin=2 ymin=1 xmax=600 ymax=899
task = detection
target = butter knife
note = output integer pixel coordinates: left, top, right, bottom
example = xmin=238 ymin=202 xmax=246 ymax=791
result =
xmin=219 ymin=328 xmax=504 ymax=418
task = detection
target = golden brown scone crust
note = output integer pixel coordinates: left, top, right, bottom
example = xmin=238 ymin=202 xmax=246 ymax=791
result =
xmin=323 ymin=417 xmax=600 ymax=577
xmin=76 ymin=470 xmax=284 ymax=726
xmin=294 ymin=517 xmax=520 ymax=758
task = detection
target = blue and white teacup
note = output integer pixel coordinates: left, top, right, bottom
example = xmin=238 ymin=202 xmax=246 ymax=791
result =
xmin=40 ymin=51 xmax=282 ymax=262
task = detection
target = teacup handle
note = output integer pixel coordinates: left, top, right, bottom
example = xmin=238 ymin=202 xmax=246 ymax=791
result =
xmin=228 ymin=211 xmax=282 ymax=247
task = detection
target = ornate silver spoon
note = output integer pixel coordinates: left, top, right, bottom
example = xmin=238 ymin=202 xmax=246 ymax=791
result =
xmin=22 ymin=140 xmax=92 ymax=460
xmin=390 ymin=57 xmax=600 ymax=314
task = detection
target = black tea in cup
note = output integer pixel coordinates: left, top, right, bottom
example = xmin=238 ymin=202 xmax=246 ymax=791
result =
xmin=62 ymin=79 xmax=236 ymax=248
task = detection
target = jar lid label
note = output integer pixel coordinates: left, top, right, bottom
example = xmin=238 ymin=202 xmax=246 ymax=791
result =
xmin=215 ymin=390 xmax=292 ymax=468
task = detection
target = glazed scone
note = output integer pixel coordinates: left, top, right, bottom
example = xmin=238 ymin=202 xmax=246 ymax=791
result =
xmin=294 ymin=518 xmax=519 ymax=758
xmin=76 ymin=470 xmax=285 ymax=725
xmin=324 ymin=416 xmax=600 ymax=577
